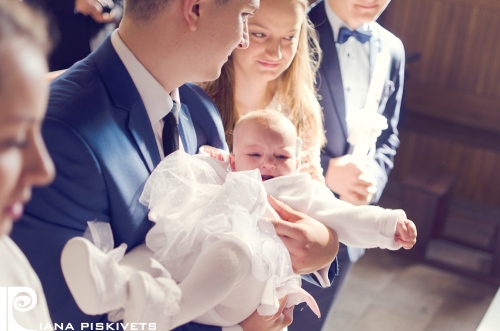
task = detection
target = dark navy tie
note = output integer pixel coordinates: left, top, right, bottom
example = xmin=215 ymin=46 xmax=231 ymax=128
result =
xmin=162 ymin=101 xmax=179 ymax=156
xmin=337 ymin=27 xmax=372 ymax=44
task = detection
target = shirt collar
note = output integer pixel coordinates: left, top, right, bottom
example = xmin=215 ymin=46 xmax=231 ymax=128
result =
xmin=111 ymin=30 xmax=175 ymax=124
xmin=324 ymin=1 xmax=373 ymax=42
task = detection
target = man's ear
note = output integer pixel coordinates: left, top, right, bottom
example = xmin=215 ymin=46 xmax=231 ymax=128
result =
xmin=183 ymin=0 xmax=201 ymax=31
xmin=229 ymin=153 xmax=237 ymax=172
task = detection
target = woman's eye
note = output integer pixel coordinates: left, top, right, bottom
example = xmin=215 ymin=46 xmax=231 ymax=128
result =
xmin=0 ymin=139 xmax=27 ymax=150
xmin=252 ymin=32 xmax=265 ymax=38
xmin=284 ymin=35 xmax=296 ymax=41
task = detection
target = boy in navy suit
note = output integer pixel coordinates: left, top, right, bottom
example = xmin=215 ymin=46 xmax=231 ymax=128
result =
xmin=290 ymin=1 xmax=405 ymax=330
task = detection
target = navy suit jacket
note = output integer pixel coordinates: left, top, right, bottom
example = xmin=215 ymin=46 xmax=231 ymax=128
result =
xmin=309 ymin=0 xmax=405 ymax=203
xmin=11 ymin=37 xmax=225 ymax=331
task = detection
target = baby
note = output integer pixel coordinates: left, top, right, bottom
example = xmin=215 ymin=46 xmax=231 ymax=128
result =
xmin=61 ymin=110 xmax=416 ymax=330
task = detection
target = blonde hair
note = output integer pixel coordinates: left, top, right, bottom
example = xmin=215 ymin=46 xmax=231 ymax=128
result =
xmin=0 ymin=0 xmax=50 ymax=92
xmin=201 ymin=0 xmax=325 ymax=150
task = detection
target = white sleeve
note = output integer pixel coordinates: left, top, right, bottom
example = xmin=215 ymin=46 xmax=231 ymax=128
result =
xmin=222 ymin=326 xmax=244 ymax=331
xmin=307 ymin=182 xmax=405 ymax=250
xmin=265 ymin=176 xmax=404 ymax=250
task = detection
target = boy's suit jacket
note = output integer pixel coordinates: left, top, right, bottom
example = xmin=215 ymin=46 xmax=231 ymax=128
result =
xmin=11 ymin=37 xmax=225 ymax=331
xmin=309 ymin=0 xmax=405 ymax=203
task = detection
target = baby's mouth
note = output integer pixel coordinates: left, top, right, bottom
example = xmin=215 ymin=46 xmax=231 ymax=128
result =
xmin=261 ymin=175 xmax=275 ymax=181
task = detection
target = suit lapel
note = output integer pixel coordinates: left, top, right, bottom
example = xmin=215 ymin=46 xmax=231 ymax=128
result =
xmin=178 ymin=103 xmax=197 ymax=154
xmin=315 ymin=5 xmax=348 ymax=139
xmin=369 ymin=24 xmax=383 ymax=84
xmin=127 ymin=102 xmax=160 ymax=172
xmin=93 ymin=37 xmax=160 ymax=172
xmin=369 ymin=24 xmax=394 ymax=114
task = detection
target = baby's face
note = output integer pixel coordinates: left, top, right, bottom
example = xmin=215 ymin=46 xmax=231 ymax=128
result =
xmin=230 ymin=120 xmax=299 ymax=181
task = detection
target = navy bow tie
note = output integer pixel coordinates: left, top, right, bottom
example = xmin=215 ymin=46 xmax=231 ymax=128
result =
xmin=337 ymin=27 xmax=372 ymax=44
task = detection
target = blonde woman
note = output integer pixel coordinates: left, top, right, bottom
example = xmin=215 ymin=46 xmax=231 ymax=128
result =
xmin=202 ymin=0 xmax=325 ymax=181
xmin=0 ymin=0 xmax=55 ymax=328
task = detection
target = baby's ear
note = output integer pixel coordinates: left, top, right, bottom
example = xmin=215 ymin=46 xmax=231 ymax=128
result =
xmin=229 ymin=153 xmax=236 ymax=171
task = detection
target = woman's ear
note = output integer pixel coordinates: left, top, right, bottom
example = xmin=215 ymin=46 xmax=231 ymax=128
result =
xmin=295 ymin=158 xmax=301 ymax=172
xmin=183 ymin=0 xmax=201 ymax=31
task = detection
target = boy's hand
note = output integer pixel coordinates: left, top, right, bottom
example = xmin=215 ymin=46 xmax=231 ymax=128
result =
xmin=395 ymin=218 xmax=417 ymax=249
xmin=325 ymin=155 xmax=377 ymax=206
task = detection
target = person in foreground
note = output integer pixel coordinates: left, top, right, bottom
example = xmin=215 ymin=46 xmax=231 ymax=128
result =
xmin=60 ymin=110 xmax=416 ymax=330
xmin=11 ymin=0 xmax=339 ymax=330
xmin=290 ymin=1 xmax=407 ymax=329
xmin=0 ymin=0 xmax=55 ymax=328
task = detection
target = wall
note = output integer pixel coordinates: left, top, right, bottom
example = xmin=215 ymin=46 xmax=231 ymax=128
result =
xmin=378 ymin=0 xmax=500 ymax=207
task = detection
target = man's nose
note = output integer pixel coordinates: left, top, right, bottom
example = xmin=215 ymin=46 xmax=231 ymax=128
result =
xmin=237 ymin=20 xmax=250 ymax=49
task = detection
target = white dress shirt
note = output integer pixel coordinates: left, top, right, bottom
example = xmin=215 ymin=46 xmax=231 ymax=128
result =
xmin=111 ymin=30 xmax=180 ymax=159
xmin=111 ymin=30 xmax=243 ymax=331
xmin=324 ymin=1 xmax=372 ymax=136
xmin=0 ymin=235 xmax=52 ymax=330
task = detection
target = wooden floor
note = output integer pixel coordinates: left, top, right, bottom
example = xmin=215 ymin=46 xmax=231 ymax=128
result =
xmin=322 ymin=249 xmax=497 ymax=331
xmin=320 ymin=183 xmax=499 ymax=331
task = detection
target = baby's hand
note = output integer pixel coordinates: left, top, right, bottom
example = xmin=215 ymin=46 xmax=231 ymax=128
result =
xmin=199 ymin=145 xmax=228 ymax=162
xmin=395 ymin=218 xmax=417 ymax=249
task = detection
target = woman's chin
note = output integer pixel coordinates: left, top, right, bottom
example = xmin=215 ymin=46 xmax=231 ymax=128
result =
xmin=0 ymin=218 xmax=13 ymax=236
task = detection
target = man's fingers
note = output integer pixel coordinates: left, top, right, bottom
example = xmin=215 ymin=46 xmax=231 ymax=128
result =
xmin=269 ymin=218 xmax=299 ymax=239
xmin=97 ymin=0 xmax=114 ymax=9
xmin=268 ymin=195 xmax=300 ymax=223
xmin=270 ymin=296 xmax=294 ymax=328
xmin=300 ymin=151 xmax=312 ymax=163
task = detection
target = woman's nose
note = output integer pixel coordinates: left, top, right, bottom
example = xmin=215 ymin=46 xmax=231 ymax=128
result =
xmin=23 ymin=133 xmax=55 ymax=188
xmin=265 ymin=39 xmax=282 ymax=61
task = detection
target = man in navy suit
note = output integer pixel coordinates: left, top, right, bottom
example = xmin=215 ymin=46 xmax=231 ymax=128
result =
xmin=12 ymin=0 xmax=339 ymax=330
xmin=290 ymin=1 xmax=405 ymax=330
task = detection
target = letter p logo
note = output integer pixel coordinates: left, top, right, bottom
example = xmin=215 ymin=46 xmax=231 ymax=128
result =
xmin=0 ymin=287 xmax=38 ymax=331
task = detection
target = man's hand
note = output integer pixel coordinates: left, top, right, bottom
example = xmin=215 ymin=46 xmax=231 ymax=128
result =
xmin=74 ymin=0 xmax=116 ymax=23
xmin=268 ymin=196 xmax=338 ymax=274
xmin=239 ymin=296 xmax=293 ymax=331
xmin=325 ymin=155 xmax=377 ymax=205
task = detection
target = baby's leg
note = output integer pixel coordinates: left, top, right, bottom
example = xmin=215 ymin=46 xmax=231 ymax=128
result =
xmin=125 ymin=239 xmax=253 ymax=329
xmin=171 ymin=240 xmax=253 ymax=328
xmin=119 ymin=244 xmax=159 ymax=276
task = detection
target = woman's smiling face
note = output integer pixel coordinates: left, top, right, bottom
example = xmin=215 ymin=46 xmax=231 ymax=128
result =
xmin=231 ymin=0 xmax=305 ymax=83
